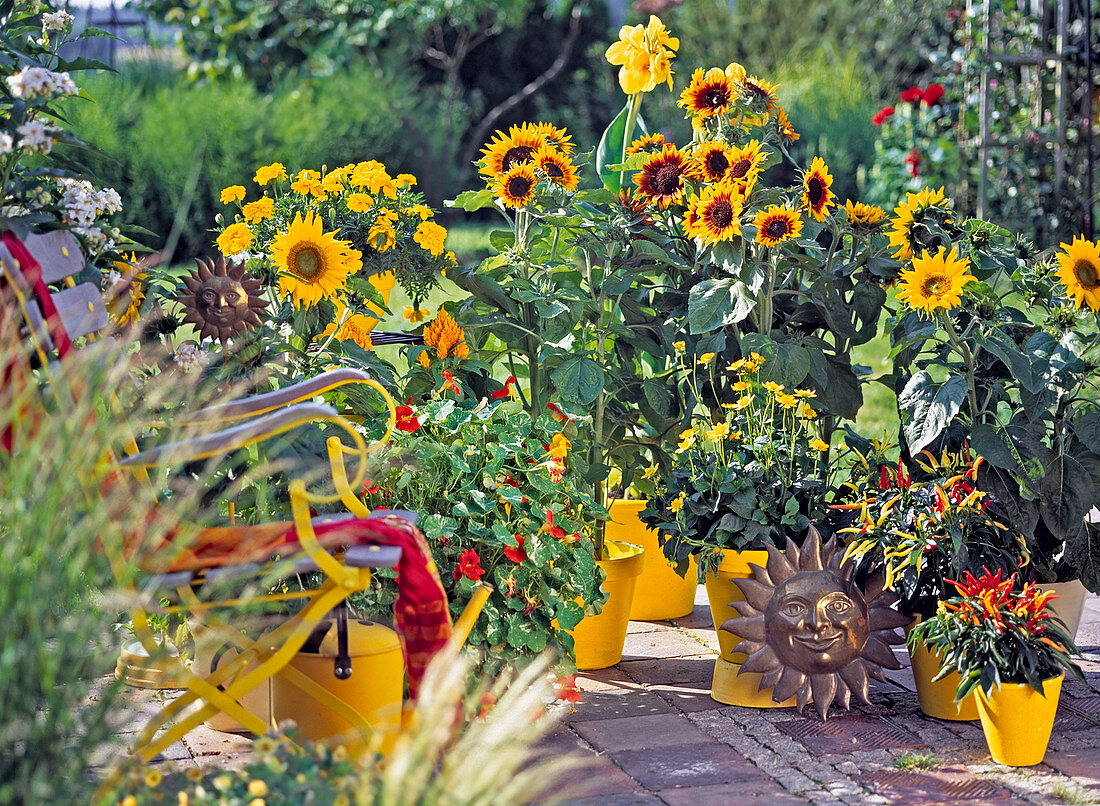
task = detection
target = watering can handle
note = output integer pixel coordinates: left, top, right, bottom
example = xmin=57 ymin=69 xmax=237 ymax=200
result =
xmin=449 ymin=582 xmax=492 ymax=652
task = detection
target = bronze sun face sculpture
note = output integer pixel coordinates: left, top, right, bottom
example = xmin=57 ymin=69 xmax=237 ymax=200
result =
xmin=179 ymin=256 xmax=269 ymax=345
xmin=721 ymin=526 xmax=910 ymax=720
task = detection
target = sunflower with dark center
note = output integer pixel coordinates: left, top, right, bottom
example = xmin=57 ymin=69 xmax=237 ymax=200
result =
xmin=271 ymin=211 xmax=361 ymax=309
xmin=626 ymin=133 xmax=667 ymax=156
xmin=740 ymin=73 xmax=781 ymax=115
xmin=896 ymin=246 xmax=975 ymax=314
xmin=479 ymin=123 xmax=548 ymax=180
xmin=633 ymin=144 xmax=692 ymax=209
xmin=754 ymin=205 xmax=803 ymax=248
xmin=844 ymin=200 xmax=886 ymax=233
xmin=690 ymin=140 xmax=734 ymax=183
xmin=775 ymin=107 xmax=799 ymax=142
xmin=801 ymin=157 xmax=835 ymax=221
xmin=494 ymin=163 xmax=538 ymax=209
xmin=679 ymin=67 xmax=735 ymax=118
xmin=528 ymin=121 xmax=575 ymax=154
xmin=533 ymin=145 xmax=579 ymax=191
xmin=1056 ymin=236 xmax=1100 ymax=312
xmin=725 ymin=139 xmax=766 ymax=191
xmin=684 ymin=181 xmax=745 ymax=245
xmin=887 ymin=187 xmax=954 ymax=261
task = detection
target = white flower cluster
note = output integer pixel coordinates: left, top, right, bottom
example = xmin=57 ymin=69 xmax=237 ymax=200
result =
xmin=56 ymin=178 xmax=123 ymax=254
xmin=6 ymin=65 xmax=78 ymax=99
xmin=41 ymin=10 xmax=73 ymax=33
xmin=174 ymin=341 xmax=205 ymax=373
xmin=15 ymin=118 xmax=59 ymax=154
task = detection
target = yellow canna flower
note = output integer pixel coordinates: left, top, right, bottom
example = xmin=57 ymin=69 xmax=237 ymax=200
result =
xmin=604 ymin=15 xmax=679 ymax=95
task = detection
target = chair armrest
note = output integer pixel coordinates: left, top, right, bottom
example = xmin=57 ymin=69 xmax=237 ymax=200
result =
xmin=118 ymin=402 xmax=339 ymax=468
xmin=177 ymin=368 xmax=377 ymax=424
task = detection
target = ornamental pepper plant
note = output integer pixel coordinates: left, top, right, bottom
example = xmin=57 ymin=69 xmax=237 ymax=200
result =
xmin=357 ymin=394 xmax=606 ymax=672
xmin=907 ymin=568 xmax=1082 ymax=701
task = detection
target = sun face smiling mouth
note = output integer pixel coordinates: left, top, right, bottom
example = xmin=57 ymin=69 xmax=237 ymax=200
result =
xmin=795 ymin=632 xmax=842 ymax=651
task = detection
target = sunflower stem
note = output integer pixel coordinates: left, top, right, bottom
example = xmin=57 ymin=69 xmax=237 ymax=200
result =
xmin=939 ymin=308 xmax=980 ymax=424
xmin=619 ymin=93 xmax=643 ymax=190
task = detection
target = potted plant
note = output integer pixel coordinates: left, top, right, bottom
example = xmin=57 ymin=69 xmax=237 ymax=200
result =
xmin=640 ymin=351 xmax=834 ymax=704
xmin=908 ymin=568 xmax=1082 ymax=766
xmin=834 ymin=446 xmax=1025 ymax=719
xmin=883 ymin=190 xmax=1100 ymax=625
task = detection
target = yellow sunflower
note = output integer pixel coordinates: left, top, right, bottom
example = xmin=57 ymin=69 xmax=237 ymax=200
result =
xmin=105 ymin=255 xmax=145 ymax=327
xmin=633 ymin=144 xmax=691 ymax=209
xmin=844 ymin=200 xmax=886 ymax=232
xmin=1056 ymin=236 xmax=1100 ymax=312
xmin=690 ymin=140 xmax=735 ymax=183
xmin=493 ymin=163 xmax=538 ymax=209
xmin=740 ymin=73 xmax=781 ymax=116
xmin=683 ymin=181 xmax=745 ymax=245
xmin=725 ymin=139 xmax=766 ymax=191
xmin=775 ymin=106 xmax=799 ymax=142
xmin=479 ymin=124 xmax=547 ymax=180
xmin=626 ymin=133 xmax=666 ymax=155
xmin=533 ymin=145 xmax=579 ymax=191
xmin=754 ymin=205 xmax=803 ymax=248
xmin=887 ymin=187 xmax=954 ymax=261
xmin=528 ymin=121 xmax=575 ymax=154
xmin=679 ymin=67 xmax=736 ymax=118
xmin=272 ymin=211 xmax=360 ymax=308
xmin=801 ymin=157 xmax=835 ymax=221
xmin=897 ymin=246 xmax=975 ymax=313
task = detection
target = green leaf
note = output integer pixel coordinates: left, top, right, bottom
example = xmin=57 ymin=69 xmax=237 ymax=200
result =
xmin=1039 ymin=454 xmax=1093 ymax=540
xmin=1071 ymin=409 xmax=1100 ymax=455
xmin=596 ymin=102 xmax=647 ymax=193
xmin=980 ymin=328 xmax=1040 ymax=394
xmin=446 ymin=189 xmax=497 ymax=212
xmin=687 ymin=277 xmax=756 ymax=334
xmin=551 ymin=357 xmax=605 ymax=406
xmin=898 ymin=371 xmax=968 ymax=454
xmin=968 ymin=423 xmax=1020 ymax=471
xmin=642 ymin=378 xmax=673 ymax=417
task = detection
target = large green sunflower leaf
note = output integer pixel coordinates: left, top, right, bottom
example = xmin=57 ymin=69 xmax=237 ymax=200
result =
xmin=596 ymin=102 xmax=647 ymax=194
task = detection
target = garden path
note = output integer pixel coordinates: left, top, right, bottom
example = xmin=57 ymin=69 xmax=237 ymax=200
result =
xmin=101 ymin=594 xmax=1100 ymax=805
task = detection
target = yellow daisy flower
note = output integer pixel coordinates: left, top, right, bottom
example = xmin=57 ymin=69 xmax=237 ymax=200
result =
xmin=809 ymin=437 xmax=830 ymax=451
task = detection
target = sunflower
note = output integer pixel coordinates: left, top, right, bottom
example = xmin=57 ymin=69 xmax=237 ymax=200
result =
xmin=479 ymin=124 xmax=547 ymax=180
xmin=801 ymin=157 xmax=835 ymax=221
xmin=493 ymin=163 xmax=538 ymax=209
xmin=679 ymin=67 xmax=736 ymax=118
xmin=633 ymin=144 xmax=691 ymax=209
xmin=844 ymin=200 xmax=886 ymax=232
xmin=105 ymin=255 xmax=145 ymax=327
xmin=754 ymin=205 xmax=803 ymax=248
xmin=272 ymin=211 xmax=360 ymax=308
xmin=740 ymin=73 xmax=781 ymax=116
xmin=724 ymin=139 xmax=766 ymax=191
xmin=528 ymin=121 xmax=575 ymax=154
xmin=775 ymin=106 xmax=799 ymax=142
xmin=626 ymin=133 xmax=666 ymax=155
xmin=691 ymin=140 xmax=735 ymax=183
xmin=897 ymin=246 xmax=975 ymax=313
xmin=533 ymin=145 xmax=579 ymax=191
xmin=887 ymin=187 xmax=954 ymax=261
xmin=683 ymin=181 xmax=745 ymax=245
xmin=1056 ymin=236 xmax=1100 ymax=312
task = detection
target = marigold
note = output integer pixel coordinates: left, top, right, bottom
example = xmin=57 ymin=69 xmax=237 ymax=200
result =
xmin=242 ymin=195 xmax=275 ymax=223
xmin=216 ymin=222 xmax=254 ymax=256
xmin=220 ymin=185 xmax=246 ymax=204
xmin=347 ymin=192 xmax=374 ymax=212
xmin=291 ymin=169 xmax=324 ymax=197
xmin=414 ymin=220 xmax=447 ymax=256
xmin=253 ymin=162 xmax=286 ymax=186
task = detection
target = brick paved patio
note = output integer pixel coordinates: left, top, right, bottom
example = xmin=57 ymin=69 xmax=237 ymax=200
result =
xmin=101 ymin=593 xmax=1100 ymax=805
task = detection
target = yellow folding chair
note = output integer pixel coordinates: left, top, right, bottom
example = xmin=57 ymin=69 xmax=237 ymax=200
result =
xmin=0 ymin=230 xmax=490 ymax=761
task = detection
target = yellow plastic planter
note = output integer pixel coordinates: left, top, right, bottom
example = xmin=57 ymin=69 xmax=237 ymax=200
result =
xmin=606 ymin=500 xmax=698 ymax=621
xmin=569 ymin=540 xmax=645 ymax=670
xmin=271 ymin=619 xmax=404 ymax=751
xmin=115 ymin=638 xmax=186 ymax=690
xmin=703 ymin=549 xmax=798 ymax=707
xmin=907 ymin=633 xmax=979 ymax=721
xmin=975 ymin=673 xmax=1064 ymax=766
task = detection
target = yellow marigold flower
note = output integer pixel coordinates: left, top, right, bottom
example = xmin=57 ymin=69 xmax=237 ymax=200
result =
xmin=220 ymin=185 xmax=246 ymax=204
xmin=368 ymin=220 xmax=396 ymax=252
xmin=809 ymin=437 xmax=830 ymax=451
xmin=605 ymin=14 xmax=679 ymax=95
xmin=216 ymin=221 xmax=254 ymax=256
xmin=322 ymin=171 xmax=346 ymax=194
xmin=290 ymin=169 xmax=322 ymax=197
xmin=334 ymin=795 xmax=350 ymax=806
xmin=143 ymin=769 xmax=163 ymax=788
xmin=404 ymin=306 xmax=429 ymax=323
xmin=673 ymin=340 xmax=686 ymax=352
xmin=775 ymin=392 xmax=799 ymax=409
xmin=354 ymin=164 xmax=398 ymax=199
xmin=697 ymin=352 xmax=716 ymax=364
xmin=242 ymin=195 xmax=275 ymax=223
xmin=409 ymin=203 xmax=433 ymax=220
xmin=395 ymin=173 xmax=417 ymax=188
xmin=423 ymin=309 xmax=468 ymax=361
xmin=708 ymin=422 xmax=730 ymax=441
xmin=249 ymin=800 xmax=265 ymax=806
xmin=347 ymin=192 xmax=374 ymax=212
xmin=643 ymin=464 xmax=658 ymax=479
xmin=178 ymin=792 xmax=189 ymax=806
xmin=669 ymin=491 xmax=687 ymax=513
xmin=763 ymin=381 xmax=784 ymax=393
xmin=248 ymin=780 xmax=269 ymax=798
xmin=414 ymin=220 xmax=447 ymax=256
xmin=253 ymin=162 xmax=287 ymax=186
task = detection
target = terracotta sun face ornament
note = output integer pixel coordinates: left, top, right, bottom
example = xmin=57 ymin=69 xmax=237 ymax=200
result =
xmin=179 ymin=256 xmax=268 ymax=345
xmin=721 ymin=526 xmax=910 ymax=720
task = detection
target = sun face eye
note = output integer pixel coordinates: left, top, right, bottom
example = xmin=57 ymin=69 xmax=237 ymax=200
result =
xmin=781 ymin=601 xmax=805 ymax=617
xmin=827 ymin=599 xmax=851 ymax=615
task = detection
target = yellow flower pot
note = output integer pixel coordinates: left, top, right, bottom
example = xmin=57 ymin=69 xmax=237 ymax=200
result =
xmin=906 ymin=631 xmax=979 ymax=721
xmin=606 ymin=499 xmax=698 ymax=621
xmin=271 ymin=619 xmax=404 ymax=753
xmin=114 ymin=638 xmax=187 ymax=690
xmin=703 ymin=549 xmax=798 ymax=707
xmin=975 ymin=673 xmax=1064 ymax=766
xmin=362 ymin=271 xmax=395 ymax=330
xmin=568 ymin=540 xmax=645 ymax=670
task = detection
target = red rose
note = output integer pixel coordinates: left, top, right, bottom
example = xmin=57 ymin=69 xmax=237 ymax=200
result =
xmin=899 ymin=86 xmax=923 ymax=103
xmin=921 ymin=83 xmax=944 ymax=106
xmin=453 ymin=548 xmax=485 ymax=581
xmin=503 ymin=534 xmax=527 ymax=563
xmin=871 ymin=105 xmax=895 ymax=126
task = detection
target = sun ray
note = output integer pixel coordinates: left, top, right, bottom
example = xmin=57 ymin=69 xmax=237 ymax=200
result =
xmin=800 ymin=532 xmax=823 ymax=571
xmin=760 ymin=666 xmax=783 ymax=690
xmin=724 ymin=614 xmax=766 ymax=642
xmin=796 ymin=681 xmax=812 ymax=711
xmin=862 ymin=635 xmax=902 ymax=670
xmin=737 ymin=578 xmax=775 ymax=611
xmin=869 ymin=606 xmax=911 ymax=633
xmin=748 ymin=561 xmax=773 ymax=587
xmin=834 ymin=676 xmax=851 ymax=710
xmin=765 ymin=543 xmax=797 ymax=585
xmin=839 ymin=661 xmax=870 ymax=705
xmin=742 ymin=645 xmax=780 ymax=674
xmin=773 ymin=668 xmax=807 ymax=703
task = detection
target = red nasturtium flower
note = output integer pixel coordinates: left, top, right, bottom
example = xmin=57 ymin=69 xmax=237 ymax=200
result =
xmin=491 ymin=375 xmax=520 ymax=401
xmin=899 ymin=85 xmax=924 ymax=103
xmin=546 ymin=401 xmax=571 ymax=423
xmin=904 ymin=148 xmax=922 ymax=177
xmin=453 ymin=548 xmax=485 ymax=581
xmin=871 ymin=105 xmax=895 ymax=126
xmin=539 ymin=509 xmax=566 ymax=540
xmin=503 ymin=534 xmax=527 ymax=563
xmin=395 ymin=401 xmax=420 ymax=433
xmin=440 ymin=369 xmax=462 ymax=397
xmin=554 ymin=673 xmax=583 ymax=704
xmin=922 ymin=83 xmax=945 ymax=106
